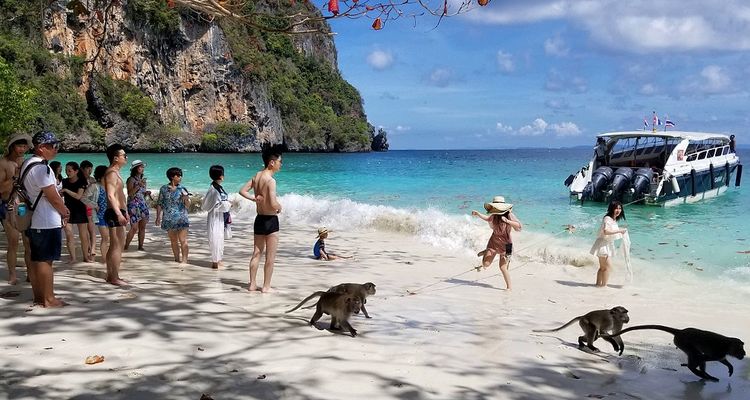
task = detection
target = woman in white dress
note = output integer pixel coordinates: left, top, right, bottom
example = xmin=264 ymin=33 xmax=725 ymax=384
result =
xmin=202 ymin=165 xmax=232 ymax=269
xmin=590 ymin=200 xmax=627 ymax=287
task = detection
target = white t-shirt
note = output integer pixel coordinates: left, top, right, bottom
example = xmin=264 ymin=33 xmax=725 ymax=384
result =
xmin=20 ymin=156 xmax=62 ymax=229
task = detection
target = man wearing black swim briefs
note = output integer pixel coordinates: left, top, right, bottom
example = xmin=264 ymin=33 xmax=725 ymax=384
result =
xmin=253 ymin=214 xmax=279 ymax=235
xmin=103 ymin=144 xmax=129 ymax=286
xmin=240 ymin=145 xmax=283 ymax=293
xmin=104 ymin=208 xmax=128 ymax=228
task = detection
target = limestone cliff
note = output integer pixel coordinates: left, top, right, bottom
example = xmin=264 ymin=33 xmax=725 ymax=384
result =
xmin=36 ymin=0 xmax=372 ymax=152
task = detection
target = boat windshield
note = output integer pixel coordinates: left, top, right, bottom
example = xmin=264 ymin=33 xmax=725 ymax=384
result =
xmin=604 ymin=136 xmax=679 ymax=170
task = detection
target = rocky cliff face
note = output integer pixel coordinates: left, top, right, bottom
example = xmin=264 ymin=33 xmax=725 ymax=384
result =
xmin=40 ymin=0 xmax=367 ymax=152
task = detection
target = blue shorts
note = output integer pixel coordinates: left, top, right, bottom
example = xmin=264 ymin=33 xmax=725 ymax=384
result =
xmin=26 ymin=228 xmax=62 ymax=262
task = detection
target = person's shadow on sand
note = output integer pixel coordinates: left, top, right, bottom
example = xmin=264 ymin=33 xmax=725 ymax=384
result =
xmin=555 ymin=280 xmax=623 ymax=289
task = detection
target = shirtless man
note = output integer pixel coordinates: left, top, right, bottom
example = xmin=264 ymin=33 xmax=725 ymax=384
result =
xmin=0 ymin=133 xmax=32 ymax=284
xmin=103 ymin=144 xmax=129 ymax=286
xmin=239 ymin=146 xmax=282 ymax=293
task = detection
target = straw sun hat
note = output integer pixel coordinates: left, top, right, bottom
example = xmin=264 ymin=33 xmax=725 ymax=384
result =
xmin=484 ymin=196 xmax=513 ymax=215
xmin=5 ymin=132 xmax=33 ymax=154
xmin=316 ymin=227 xmax=331 ymax=238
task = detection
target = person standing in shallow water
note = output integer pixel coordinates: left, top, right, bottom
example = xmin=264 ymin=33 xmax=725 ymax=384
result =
xmin=590 ymin=200 xmax=627 ymax=287
xmin=472 ymin=196 xmax=522 ymax=291
xmin=239 ymin=146 xmax=282 ymax=293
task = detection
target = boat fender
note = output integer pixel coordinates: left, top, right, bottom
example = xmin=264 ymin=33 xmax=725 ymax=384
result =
xmin=736 ymin=164 xmax=743 ymax=187
xmin=671 ymin=176 xmax=680 ymax=193
xmin=709 ymin=163 xmax=715 ymax=189
xmin=690 ymin=169 xmax=696 ymax=197
xmin=725 ymin=162 xmax=730 ymax=186
xmin=564 ymin=174 xmax=575 ymax=187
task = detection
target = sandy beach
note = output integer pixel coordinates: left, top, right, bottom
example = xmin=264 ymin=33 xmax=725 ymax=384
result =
xmin=1 ymin=212 xmax=748 ymax=400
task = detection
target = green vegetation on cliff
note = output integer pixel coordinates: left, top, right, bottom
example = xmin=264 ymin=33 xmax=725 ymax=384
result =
xmin=220 ymin=2 xmax=371 ymax=151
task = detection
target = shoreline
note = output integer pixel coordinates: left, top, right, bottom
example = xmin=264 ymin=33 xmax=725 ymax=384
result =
xmin=1 ymin=215 xmax=748 ymax=399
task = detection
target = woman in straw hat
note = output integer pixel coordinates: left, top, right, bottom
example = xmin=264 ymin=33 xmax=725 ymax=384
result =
xmin=472 ymin=196 xmax=523 ymax=290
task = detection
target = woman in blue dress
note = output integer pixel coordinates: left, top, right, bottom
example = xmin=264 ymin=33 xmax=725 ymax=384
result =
xmin=155 ymin=167 xmax=190 ymax=263
xmin=125 ymin=160 xmax=151 ymax=251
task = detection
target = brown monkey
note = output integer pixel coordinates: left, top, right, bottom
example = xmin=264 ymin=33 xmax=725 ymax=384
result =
xmin=286 ymin=282 xmax=376 ymax=317
xmin=602 ymin=325 xmax=745 ymax=381
xmin=533 ymin=306 xmax=630 ymax=355
xmin=308 ymin=291 xmax=362 ymax=337
xmin=327 ymin=282 xmax=376 ymax=318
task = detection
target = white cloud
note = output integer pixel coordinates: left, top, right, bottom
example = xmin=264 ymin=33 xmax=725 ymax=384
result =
xmin=639 ymin=83 xmax=657 ymax=96
xmin=549 ymin=121 xmax=581 ymax=136
xmin=464 ymin=1 xmax=750 ymax=53
xmin=426 ymin=68 xmax=456 ymax=87
xmin=496 ymin=122 xmax=513 ymax=133
xmin=680 ymin=65 xmax=735 ymax=96
xmin=544 ymin=34 xmax=569 ymax=56
xmin=518 ymin=118 xmax=549 ymax=136
xmin=395 ymin=125 xmax=411 ymax=132
xmin=366 ymin=50 xmax=394 ymax=70
xmin=496 ymin=51 xmax=515 ymax=73
xmin=545 ymin=69 xmax=587 ymax=93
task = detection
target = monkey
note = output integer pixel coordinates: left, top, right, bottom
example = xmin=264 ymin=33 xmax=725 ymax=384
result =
xmin=308 ymin=291 xmax=362 ymax=337
xmin=601 ymin=325 xmax=745 ymax=381
xmin=533 ymin=306 xmax=630 ymax=355
xmin=285 ymin=282 xmax=376 ymax=317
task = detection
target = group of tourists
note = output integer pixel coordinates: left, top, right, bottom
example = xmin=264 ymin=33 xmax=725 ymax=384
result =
xmin=0 ymin=130 xmax=284 ymax=307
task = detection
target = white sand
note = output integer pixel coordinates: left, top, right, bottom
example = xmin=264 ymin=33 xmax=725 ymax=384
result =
xmin=1 ymin=215 xmax=748 ymax=399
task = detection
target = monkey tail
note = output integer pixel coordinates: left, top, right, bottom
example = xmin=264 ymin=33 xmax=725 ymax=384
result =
xmin=532 ymin=317 xmax=581 ymax=333
xmin=603 ymin=324 xmax=681 ymax=338
xmin=285 ymin=291 xmax=326 ymax=313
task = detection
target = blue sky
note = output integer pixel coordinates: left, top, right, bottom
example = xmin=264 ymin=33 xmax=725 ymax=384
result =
xmin=328 ymin=0 xmax=750 ymax=149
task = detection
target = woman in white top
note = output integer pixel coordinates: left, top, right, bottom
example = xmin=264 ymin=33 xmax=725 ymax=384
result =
xmin=201 ymin=165 xmax=232 ymax=269
xmin=590 ymin=200 xmax=627 ymax=287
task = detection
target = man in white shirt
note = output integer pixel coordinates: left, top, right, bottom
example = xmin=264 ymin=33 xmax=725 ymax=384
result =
xmin=20 ymin=131 xmax=70 ymax=307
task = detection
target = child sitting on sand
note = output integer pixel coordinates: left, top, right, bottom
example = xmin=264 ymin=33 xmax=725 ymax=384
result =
xmin=313 ymin=227 xmax=351 ymax=261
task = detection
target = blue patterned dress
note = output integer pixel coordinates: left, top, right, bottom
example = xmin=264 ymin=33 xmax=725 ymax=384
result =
xmin=127 ymin=176 xmax=150 ymax=224
xmin=157 ymin=184 xmax=190 ymax=231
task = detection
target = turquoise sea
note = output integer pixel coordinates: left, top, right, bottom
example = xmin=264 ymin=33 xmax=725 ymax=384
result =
xmin=55 ymin=149 xmax=749 ymax=285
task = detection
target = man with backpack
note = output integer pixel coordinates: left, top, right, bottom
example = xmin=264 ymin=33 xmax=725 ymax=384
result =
xmin=19 ymin=131 xmax=69 ymax=307
xmin=0 ymin=132 xmax=32 ymax=285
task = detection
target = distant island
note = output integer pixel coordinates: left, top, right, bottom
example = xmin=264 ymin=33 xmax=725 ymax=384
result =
xmin=0 ymin=1 xmax=388 ymax=153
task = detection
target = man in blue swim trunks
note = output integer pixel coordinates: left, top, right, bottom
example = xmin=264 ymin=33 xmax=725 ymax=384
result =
xmin=239 ymin=145 xmax=283 ymax=293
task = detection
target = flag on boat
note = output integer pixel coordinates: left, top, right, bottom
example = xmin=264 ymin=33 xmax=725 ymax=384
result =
xmin=652 ymin=111 xmax=660 ymax=132
xmin=643 ymin=118 xmax=648 ymax=129
xmin=665 ymin=119 xmax=675 ymax=127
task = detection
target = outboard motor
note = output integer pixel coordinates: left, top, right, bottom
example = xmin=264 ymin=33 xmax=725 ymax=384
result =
xmin=610 ymin=167 xmax=634 ymax=199
xmin=632 ymin=167 xmax=654 ymax=199
xmin=590 ymin=167 xmax=613 ymax=195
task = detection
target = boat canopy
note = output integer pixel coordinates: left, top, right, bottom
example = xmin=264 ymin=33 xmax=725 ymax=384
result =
xmin=596 ymin=131 xmax=731 ymax=142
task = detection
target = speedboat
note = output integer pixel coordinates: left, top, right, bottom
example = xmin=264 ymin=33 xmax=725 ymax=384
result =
xmin=565 ymin=131 xmax=742 ymax=206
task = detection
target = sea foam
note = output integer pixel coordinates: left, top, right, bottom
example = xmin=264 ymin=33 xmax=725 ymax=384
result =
xmin=225 ymin=192 xmax=598 ymax=267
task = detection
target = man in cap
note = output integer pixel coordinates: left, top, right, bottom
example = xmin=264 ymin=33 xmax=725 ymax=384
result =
xmin=20 ymin=130 xmax=69 ymax=307
xmin=0 ymin=132 xmax=32 ymax=284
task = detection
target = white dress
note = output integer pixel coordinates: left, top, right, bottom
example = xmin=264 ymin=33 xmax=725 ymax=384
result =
xmin=202 ymin=185 xmax=232 ymax=263
xmin=590 ymin=216 xmax=622 ymax=257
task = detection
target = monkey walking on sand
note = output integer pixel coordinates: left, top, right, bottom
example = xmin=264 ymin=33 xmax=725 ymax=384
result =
xmin=601 ymin=325 xmax=745 ymax=381
xmin=286 ymin=282 xmax=376 ymax=318
xmin=533 ymin=306 xmax=630 ymax=355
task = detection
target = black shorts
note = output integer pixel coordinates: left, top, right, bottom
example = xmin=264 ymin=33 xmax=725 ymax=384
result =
xmin=104 ymin=208 xmax=127 ymax=228
xmin=26 ymin=228 xmax=62 ymax=262
xmin=254 ymin=214 xmax=279 ymax=235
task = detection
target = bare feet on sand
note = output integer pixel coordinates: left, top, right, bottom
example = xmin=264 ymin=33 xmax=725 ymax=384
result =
xmin=261 ymin=286 xmax=275 ymax=293
xmin=34 ymin=298 xmax=67 ymax=308
xmin=248 ymin=284 xmax=257 ymax=292
xmin=107 ymin=278 xmax=128 ymax=286
xmin=8 ymin=274 xmax=18 ymax=285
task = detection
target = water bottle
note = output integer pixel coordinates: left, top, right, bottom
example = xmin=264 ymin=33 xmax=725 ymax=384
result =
xmin=17 ymin=203 xmax=26 ymax=217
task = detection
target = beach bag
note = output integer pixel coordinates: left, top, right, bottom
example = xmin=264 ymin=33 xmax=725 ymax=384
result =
xmin=7 ymin=161 xmax=47 ymax=232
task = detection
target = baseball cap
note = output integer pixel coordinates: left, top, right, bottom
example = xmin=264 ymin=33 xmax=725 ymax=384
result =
xmin=32 ymin=130 xmax=60 ymax=146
